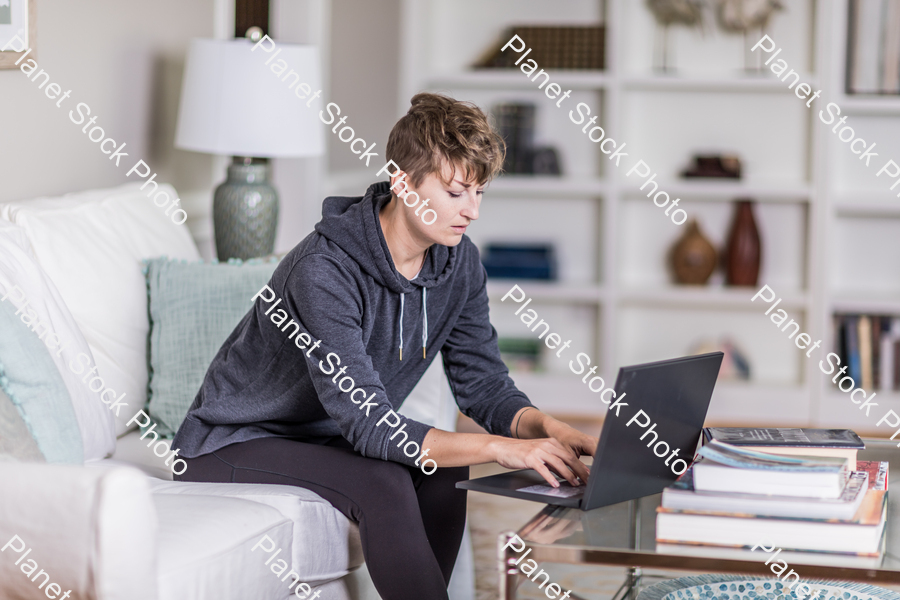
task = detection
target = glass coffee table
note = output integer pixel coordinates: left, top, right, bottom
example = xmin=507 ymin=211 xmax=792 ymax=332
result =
xmin=498 ymin=439 xmax=900 ymax=600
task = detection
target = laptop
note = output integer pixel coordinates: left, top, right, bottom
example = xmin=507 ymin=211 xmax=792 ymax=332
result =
xmin=457 ymin=352 xmax=723 ymax=511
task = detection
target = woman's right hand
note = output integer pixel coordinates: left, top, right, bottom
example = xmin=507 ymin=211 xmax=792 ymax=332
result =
xmin=489 ymin=437 xmax=590 ymax=488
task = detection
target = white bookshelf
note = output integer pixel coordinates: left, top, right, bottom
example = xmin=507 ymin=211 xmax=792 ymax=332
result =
xmin=392 ymin=0 xmax=900 ymax=431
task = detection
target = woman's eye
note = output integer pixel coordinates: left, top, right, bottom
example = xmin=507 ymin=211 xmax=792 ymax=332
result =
xmin=448 ymin=192 xmax=462 ymax=198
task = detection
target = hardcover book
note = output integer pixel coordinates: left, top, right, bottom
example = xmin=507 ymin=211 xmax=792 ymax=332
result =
xmin=657 ymin=461 xmax=889 ymax=557
xmin=693 ymin=440 xmax=850 ymax=499
xmin=661 ymin=468 xmax=868 ymax=520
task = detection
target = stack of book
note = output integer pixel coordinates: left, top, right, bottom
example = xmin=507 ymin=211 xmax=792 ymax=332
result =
xmin=834 ymin=314 xmax=900 ymax=392
xmin=656 ymin=428 xmax=888 ymax=566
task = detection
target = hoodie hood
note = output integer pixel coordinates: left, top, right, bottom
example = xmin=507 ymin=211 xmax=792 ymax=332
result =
xmin=314 ymin=181 xmax=456 ymax=294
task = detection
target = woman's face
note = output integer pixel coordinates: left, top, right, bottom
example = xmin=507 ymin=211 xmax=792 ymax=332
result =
xmin=389 ymin=161 xmax=485 ymax=247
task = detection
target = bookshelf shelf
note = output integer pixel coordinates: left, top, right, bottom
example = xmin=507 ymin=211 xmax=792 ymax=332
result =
xmin=620 ymin=180 xmax=813 ymax=203
xmin=838 ymin=96 xmax=900 ymax=116
xmin=707 ymin=383 xmax=812 ymax=426
xmin=488 ymin=176 xmax=607 ymax=198
xmin=833 ymin=192 xmax=900 ymax=217
xmin=618 ymin=287 xmax=808 ymax=311
xmin=429 ymin=70 xmax=610 ymax=91
xmin=830 ymin=293 xmax=900 ymax=315
xmin=486 ymin=280 xmax=604 ymax=304
xmin=622 ymin=74 xmax=819 ymax=94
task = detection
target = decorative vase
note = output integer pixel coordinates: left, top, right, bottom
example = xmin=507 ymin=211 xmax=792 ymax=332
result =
xmin=670 ymin=220 xmax=717 ymax=285
xmin=724 ymin=199 xmax=761 ymax=286
xmin=213 ymin=159 xmax=279 ymax=261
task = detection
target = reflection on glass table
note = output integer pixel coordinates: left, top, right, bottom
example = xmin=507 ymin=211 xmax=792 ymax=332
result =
xmin=499 ymin=439 xmax=900 ymax=600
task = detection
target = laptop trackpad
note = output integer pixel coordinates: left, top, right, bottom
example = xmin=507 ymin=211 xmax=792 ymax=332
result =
xmin=517 ymin=483 xmax=585 ymax=498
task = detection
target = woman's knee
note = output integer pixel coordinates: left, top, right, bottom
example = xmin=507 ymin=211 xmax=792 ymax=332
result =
xmin=357 ymin=458 xmax=417 ymax=497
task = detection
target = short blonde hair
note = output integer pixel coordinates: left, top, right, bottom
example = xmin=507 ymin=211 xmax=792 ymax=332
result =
xmin=386 ymin=93 xmax=506 ymax=187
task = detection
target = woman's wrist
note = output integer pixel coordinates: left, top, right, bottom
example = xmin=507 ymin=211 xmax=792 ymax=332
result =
xmin=511 ymin=406 xmax=552 ymax=439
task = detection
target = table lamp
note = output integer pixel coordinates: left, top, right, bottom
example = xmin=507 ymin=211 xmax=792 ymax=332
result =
xmin=175 ymin=36 xmax=323 ymax=260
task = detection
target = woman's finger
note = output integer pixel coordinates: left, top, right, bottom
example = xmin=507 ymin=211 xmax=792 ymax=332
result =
xmin=540 ymin=452 xmax=581 ymax=487
xmin=529 ymin=459 xmax=561 ymax=488
xmin=561 ymin=453 xmax=591 ymax=484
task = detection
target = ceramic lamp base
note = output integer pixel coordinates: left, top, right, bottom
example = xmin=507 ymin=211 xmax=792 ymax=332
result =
xmin=213 ymin=159 xmax=279 ymax=261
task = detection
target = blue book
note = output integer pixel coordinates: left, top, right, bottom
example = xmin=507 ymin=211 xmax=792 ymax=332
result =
xmin=847 ymin=315 xmax=862 ymax=385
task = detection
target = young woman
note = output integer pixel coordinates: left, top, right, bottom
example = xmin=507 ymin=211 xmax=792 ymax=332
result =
xmin=172 ymin=93 xmax=598 ymax=599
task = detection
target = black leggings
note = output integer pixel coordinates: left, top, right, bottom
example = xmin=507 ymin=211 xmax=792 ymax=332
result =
xmin=175 ymin=436 xmax=469 ymax=600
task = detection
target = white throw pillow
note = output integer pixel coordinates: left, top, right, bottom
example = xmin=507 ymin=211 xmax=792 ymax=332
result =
xmin=0 ymin=183 xmax=201 ymax=436
xmin=0 ymin=220 xmax=116 ymax=460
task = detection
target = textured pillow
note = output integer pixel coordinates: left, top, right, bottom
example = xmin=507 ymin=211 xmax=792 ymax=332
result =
xmin=0 ymin=220 xmax=116 ymax=460
xmin=0 ymin=299 xmax=83 ymax=463
xmin=0 ymin=183 xmax=201 ymax=436
xmin=0 ymin=387 xmax=45 ymax=462
xmin=145 ymin=258 xmax=280 ymax=437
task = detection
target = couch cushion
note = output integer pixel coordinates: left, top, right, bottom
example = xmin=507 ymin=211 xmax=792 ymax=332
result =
xmin=0 ymin=220 xmax=116 ymax=460
xmin=0 ymin=183 xmax=201 ymax=436
xmin=0 ymin=300 xmax=83 ymax=463
xmin=0 ymin=387 xmax=44 ymax=462
xmin=144 ymin=257 xmax=280 ymax=437
xmin=149 ymin=479 xmax=364 ymax=586
xmin=153 ymin=493 xmax=295 ymax=600
xmin=0 ymin=463 xmax=157 ymax=600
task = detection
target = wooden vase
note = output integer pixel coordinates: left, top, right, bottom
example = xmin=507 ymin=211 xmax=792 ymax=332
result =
xmin=670 ymin=220 xmax=717 ymax=285
xmin=725 ymin=199 xmax=761 ymax=286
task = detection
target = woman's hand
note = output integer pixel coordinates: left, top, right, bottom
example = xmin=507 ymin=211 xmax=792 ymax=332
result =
xmin=514 ymin=407 xmax=599 ymax=458
xmin=543 ymin=420 xmax=599 ymax=460
xmin=489 ymin=437 xmax=590 ymax=488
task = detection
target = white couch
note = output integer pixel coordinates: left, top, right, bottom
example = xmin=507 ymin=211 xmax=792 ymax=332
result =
xmin=0 ymin=184 xmax=474 ymax=600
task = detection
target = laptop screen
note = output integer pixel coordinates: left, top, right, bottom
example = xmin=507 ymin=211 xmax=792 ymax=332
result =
xmin=581 ymin=352 xmax=723 ymax=510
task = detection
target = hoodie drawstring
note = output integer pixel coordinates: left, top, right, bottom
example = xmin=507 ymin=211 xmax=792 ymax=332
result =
xmin=422 ymin=287 xmax=428 ymax=359
xmin=399 ymin=293 xmax=405 ymax=361
xmin=398 ymin=288 xmax=428 ymax=361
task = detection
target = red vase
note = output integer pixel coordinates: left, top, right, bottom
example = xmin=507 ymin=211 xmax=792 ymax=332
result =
xmin=725 ymin=199 xmax=761 ymax=286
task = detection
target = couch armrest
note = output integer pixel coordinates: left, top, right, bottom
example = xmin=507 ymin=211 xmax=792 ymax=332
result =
xmin=0 ymin=461 xmax=158 ymax=600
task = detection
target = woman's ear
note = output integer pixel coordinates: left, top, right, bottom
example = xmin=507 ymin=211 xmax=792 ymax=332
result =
xmin=389 ymin=170 xmax=410 ymax=196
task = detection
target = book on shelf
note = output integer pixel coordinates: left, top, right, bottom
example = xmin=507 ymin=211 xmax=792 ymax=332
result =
xmin=834 ymin=313 xmax=900 ymax=392
xmin=661 ymin=467 xmax=868 ymax=520
xmin=656 ymin=461 xmax=889 ymax=556
xmin=702 ymin=427 xmax=864 ymax=469
xmin=693 ymin=440 xmax=851 ymax=499
xmin=482 ymin=244 xmax=557 ymax=280
xmin=474 ymin=25 xmax=605 ymax=71
xmin=497 ymin=338 xmax=542 ymax=372
xmin=847 ymin=0 xmax=900 ymax=94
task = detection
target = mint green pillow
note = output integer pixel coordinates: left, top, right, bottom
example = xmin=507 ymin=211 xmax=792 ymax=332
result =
xmin=0 ymin=387 xmax=45 ymax=462
xmin=144 ymin=258 xmax=280 ymax=437
xmin=0 ymin=300 xmax=83 ymax=463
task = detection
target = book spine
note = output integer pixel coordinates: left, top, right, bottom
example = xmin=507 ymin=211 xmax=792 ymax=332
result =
xmin=880 ymin=320 xmax=893 ymax=391
xmin=855 ymin=0 xmax=886 ymax=93
xmin=847 ymin=315 xmax=862 ymax=385
xmin=860 ymin=315 xmax=873 ymax=390
xmin=894 ymin=338 xmax=900 ymax=391
xmin=882 ymin=0 xmax=900 ymax=93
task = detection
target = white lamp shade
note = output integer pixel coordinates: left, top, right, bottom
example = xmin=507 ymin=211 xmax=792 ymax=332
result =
xmin=175 ymin=38 xmax=324 ymax=158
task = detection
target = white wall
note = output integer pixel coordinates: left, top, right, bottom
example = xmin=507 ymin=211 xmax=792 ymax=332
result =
xmin=327 ymin=0 xmax=400 ymax=175
xmin=0 ymin=0 xmax=217 ymax=245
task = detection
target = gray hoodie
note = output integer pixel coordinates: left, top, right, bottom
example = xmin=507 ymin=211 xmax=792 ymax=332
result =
xmin=173 ymin=181 xmax=534 ymax=467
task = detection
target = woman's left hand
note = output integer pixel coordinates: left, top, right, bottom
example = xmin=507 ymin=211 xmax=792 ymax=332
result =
xmin=512 ymin=407 xmax=600 ymax=462
xmin=546 ymin=422 xmax=598 ymax=459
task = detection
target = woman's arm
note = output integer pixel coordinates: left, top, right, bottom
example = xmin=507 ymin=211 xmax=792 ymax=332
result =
xmin=421 ymin=417 xmax=594 ymax=488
